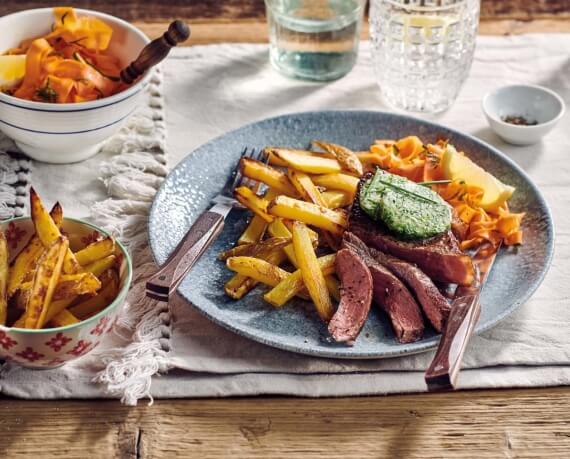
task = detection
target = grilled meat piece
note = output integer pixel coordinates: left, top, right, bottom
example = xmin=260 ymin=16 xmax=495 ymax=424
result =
xmin=349 ymin=182 xmax=475 ymax=286
xmin=344 ymin=232 xmax=451 ymax=332
xmin=328 ymin=248 xmax=373 ymax=344
xmin=342 ymin=239 xmax=424 ymax=343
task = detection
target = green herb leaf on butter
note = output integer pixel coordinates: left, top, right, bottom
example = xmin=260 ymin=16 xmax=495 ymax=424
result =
xmin=360 ymin=170 xmax=452 ymax=240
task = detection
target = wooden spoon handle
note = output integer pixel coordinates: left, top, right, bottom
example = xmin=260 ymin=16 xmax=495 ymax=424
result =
xmin=424 ymin=291 xmax=481 ymax=391
xmin=121 ymin=20 xmax=190 ymax=84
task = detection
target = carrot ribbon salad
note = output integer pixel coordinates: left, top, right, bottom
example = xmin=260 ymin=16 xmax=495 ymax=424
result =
xmin=363 ymin=136 xmax=524 ymax=252
xmin=3 ymin=7 xmax=123 ymax=103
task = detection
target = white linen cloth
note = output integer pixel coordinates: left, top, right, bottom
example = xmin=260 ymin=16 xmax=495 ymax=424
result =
xmin=1 ymin=35 xmax=569 ymax=403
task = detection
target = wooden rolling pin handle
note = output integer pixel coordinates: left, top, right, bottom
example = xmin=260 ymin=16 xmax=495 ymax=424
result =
xmin=120 ymin=20 xmax=190 ymax=84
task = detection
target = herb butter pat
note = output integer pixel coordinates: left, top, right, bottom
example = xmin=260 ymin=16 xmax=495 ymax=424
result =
xmin=359 ymin=170 xmax=451 ymax=240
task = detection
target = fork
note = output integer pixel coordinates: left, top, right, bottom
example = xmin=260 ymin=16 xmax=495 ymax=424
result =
xmin=146 ymin=147 xmax=264 ymax=301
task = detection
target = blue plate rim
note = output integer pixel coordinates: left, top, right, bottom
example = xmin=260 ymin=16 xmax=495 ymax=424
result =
xmin=148 ymin=109 xmax=555 ymax=359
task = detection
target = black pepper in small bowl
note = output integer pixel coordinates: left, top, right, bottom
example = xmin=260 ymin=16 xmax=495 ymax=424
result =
xmin=502 ymin=115 xmax=538 ymax=126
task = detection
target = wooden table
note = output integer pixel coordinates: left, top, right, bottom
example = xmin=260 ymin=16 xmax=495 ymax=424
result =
xmin=1 ymin=2 xmax=570 ymax=457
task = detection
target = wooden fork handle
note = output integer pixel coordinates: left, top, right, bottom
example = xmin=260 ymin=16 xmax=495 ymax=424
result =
xmin=146 ymin=210 xmax=225 ymax=301
xmin=424 ymin=291 xmax=481 ymax=391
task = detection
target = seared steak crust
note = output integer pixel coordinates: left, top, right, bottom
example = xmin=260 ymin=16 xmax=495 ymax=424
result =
xmin=349 ymin=179 xmax=475 ymax=286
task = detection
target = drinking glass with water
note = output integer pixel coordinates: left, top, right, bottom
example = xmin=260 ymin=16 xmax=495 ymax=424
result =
xmin=370 ymin=0 xmax=480 ymax=113
xmin=265 ymin=0 xmax=366 ymax=81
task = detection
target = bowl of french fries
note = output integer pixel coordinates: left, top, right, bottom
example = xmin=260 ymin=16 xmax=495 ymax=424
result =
xmin=0 ymin=189 xmax=132 ymax=369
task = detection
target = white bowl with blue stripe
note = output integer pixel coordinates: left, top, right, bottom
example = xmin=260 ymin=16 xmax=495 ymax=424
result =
xmin=0 ymin=8 xmax=151 ymax=164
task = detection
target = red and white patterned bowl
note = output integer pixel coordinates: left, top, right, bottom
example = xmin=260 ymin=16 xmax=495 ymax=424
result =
xmin=0 ymin=217 xmax=132 ymax=369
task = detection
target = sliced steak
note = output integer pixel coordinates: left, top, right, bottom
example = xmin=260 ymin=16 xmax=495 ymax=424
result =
xmin=343 ymin=240 xmax=424 ymax=343
xmin=329 ymin=249 xmax=373 ymax=344
xmin=349 ymin=185 xmax=475 ymax=286
xmin=344 ymin=232 xmax=451 ymax=332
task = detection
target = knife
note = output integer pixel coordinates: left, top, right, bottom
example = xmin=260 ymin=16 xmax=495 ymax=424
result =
xmin=425 ymin=242 xmax=500 ymax=391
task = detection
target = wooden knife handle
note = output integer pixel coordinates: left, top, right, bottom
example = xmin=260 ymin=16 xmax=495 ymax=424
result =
xmin=146 ymin=210 xmax=225 ymax=301
xmin=424 ymin=291 xmax=481 ymax=391
xmin=121 ymin=20 xmax=190 ymax=84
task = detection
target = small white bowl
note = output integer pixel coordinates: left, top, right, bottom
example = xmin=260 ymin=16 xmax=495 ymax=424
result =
xmin=0 ymin=8 xmax=151 ymax=163
xmin=482 ymin=84 xmax=566 ymax=146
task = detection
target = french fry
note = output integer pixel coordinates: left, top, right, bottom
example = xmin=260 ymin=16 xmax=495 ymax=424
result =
xmin=325 ymin=275 xmax=341 ymax=302
xmin=223 ymin=241 xmax=289 ymax=300
xmin=7 ymin=203 xmax=63 ymax=298
xmin=267 ymin=219 xmax=298 ymax=266
xmin=218 ymin=237 xmax=290 ymax=261
xmin=0 ymin=232 xmax=8 ymax=325
xmin=224 ymin=274 xmax=258 ymax=300
xmin=267 ymin=196 xmax=347 ymax=235
xmin=7 ymin=238 xmax=44 ymax=299
xmin=264 ymin=148 xmax=312 ymax=167
xmin=226 ymin=257 xmax=289 ymax=288
xmin=20 ymin=273 xmax=102 ymax=303
xmin=291 ymin=222 xmax=334 ymax=320
xmin=24 ymin=237 xmax=68 ymax=329
xmin=267 ymin=219 xmax=319 ymax=267
xmin=264 ymin=254 xmax=336 ymax=307
xmin=313 ymin=141 xmax=363 ymax=177
xmin=25 ymin=256 xmax=118 ymax=326
xmin=240 ymin=158 xmax=298 ymax=196
xmin=237 ymin=215 xmax=267 ymax=245
xmin=267 ymin=148 xmax=342 ymax=174
xmin=287 ymin=170 xmax=327 ymax=207
xmin=70 ymin=270 xmax=119 ymax=319
xmin=49 ymin=309 xmax=80 ymax=328
xmin=83 ymin=255 xmax=117 ymax=277
xmin=30 ymin=188 xmax=81 ymax=274
xmin=287 ymin=170 xmax=339 ymax=248
xmin=311 ymin=173 xmax=359 ymax=196
xmin=321 ymin=190 xmax=353 ymax=209
xmin=52 ymin=273 xmax=101 ymax=301
xmin=234 ymin=186 xmax=274 ymax=223
xmin=74 ymin=237 xmax=115 ymax=266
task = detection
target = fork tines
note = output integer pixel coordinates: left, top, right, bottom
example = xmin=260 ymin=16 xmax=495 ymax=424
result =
xmin=222 ymin=147 xmax=266 ymax=198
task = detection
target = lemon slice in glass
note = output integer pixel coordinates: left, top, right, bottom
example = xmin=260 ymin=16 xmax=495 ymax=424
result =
xmin=393 ymin=13 xmax=457 ymax=44
xmin=441 ymin=144 xmax=515 ymax=211
xmin=0 ymin=55 xmax=26 ymax=89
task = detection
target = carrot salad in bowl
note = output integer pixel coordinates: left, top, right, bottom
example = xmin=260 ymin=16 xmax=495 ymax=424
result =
xmin=2 ymin=7 xmax=123 ymax=103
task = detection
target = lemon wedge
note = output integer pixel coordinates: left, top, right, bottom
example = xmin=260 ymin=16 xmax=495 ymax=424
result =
xmin=0 ymin=55 xmax=26 ymax=89
xmin=394 ymin=13 xmax=457 ymax=44
xmin=441 ymin=144 xmax=515 ymax=211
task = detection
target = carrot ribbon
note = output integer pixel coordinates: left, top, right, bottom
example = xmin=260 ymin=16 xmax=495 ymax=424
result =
xmin=7 ymin=7 xmax=122 ymax=103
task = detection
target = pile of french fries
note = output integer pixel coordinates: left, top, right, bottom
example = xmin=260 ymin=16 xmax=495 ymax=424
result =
xmin=0 ymin=188 xmax=120 ymax=329
xmin=221 ymin=141 xmax=369 ymax=321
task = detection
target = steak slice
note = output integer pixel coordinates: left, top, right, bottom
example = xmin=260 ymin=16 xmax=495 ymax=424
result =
xmin=345 ymin=232 xmax=451 ymax=332
xmin=328 ymin=248 xmax=373 ymax=344
xmin=349 ymin=185 xmax=475 ymax=286
xmin=342 ymin=240 xmax=424 ymax=343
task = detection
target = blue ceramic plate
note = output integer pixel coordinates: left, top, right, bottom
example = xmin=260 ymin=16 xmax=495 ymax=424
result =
xmin=149 ymin=111 xmax=554 ymax=359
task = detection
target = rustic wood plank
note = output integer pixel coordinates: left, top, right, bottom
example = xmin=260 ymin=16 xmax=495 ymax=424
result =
xmin=1 ymin=388 xmax=570 ymax=458
xmin=0 ymin=1 xmax=568 ymax=22
xmin=132 ymin=19 xmax=570 ymax=45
